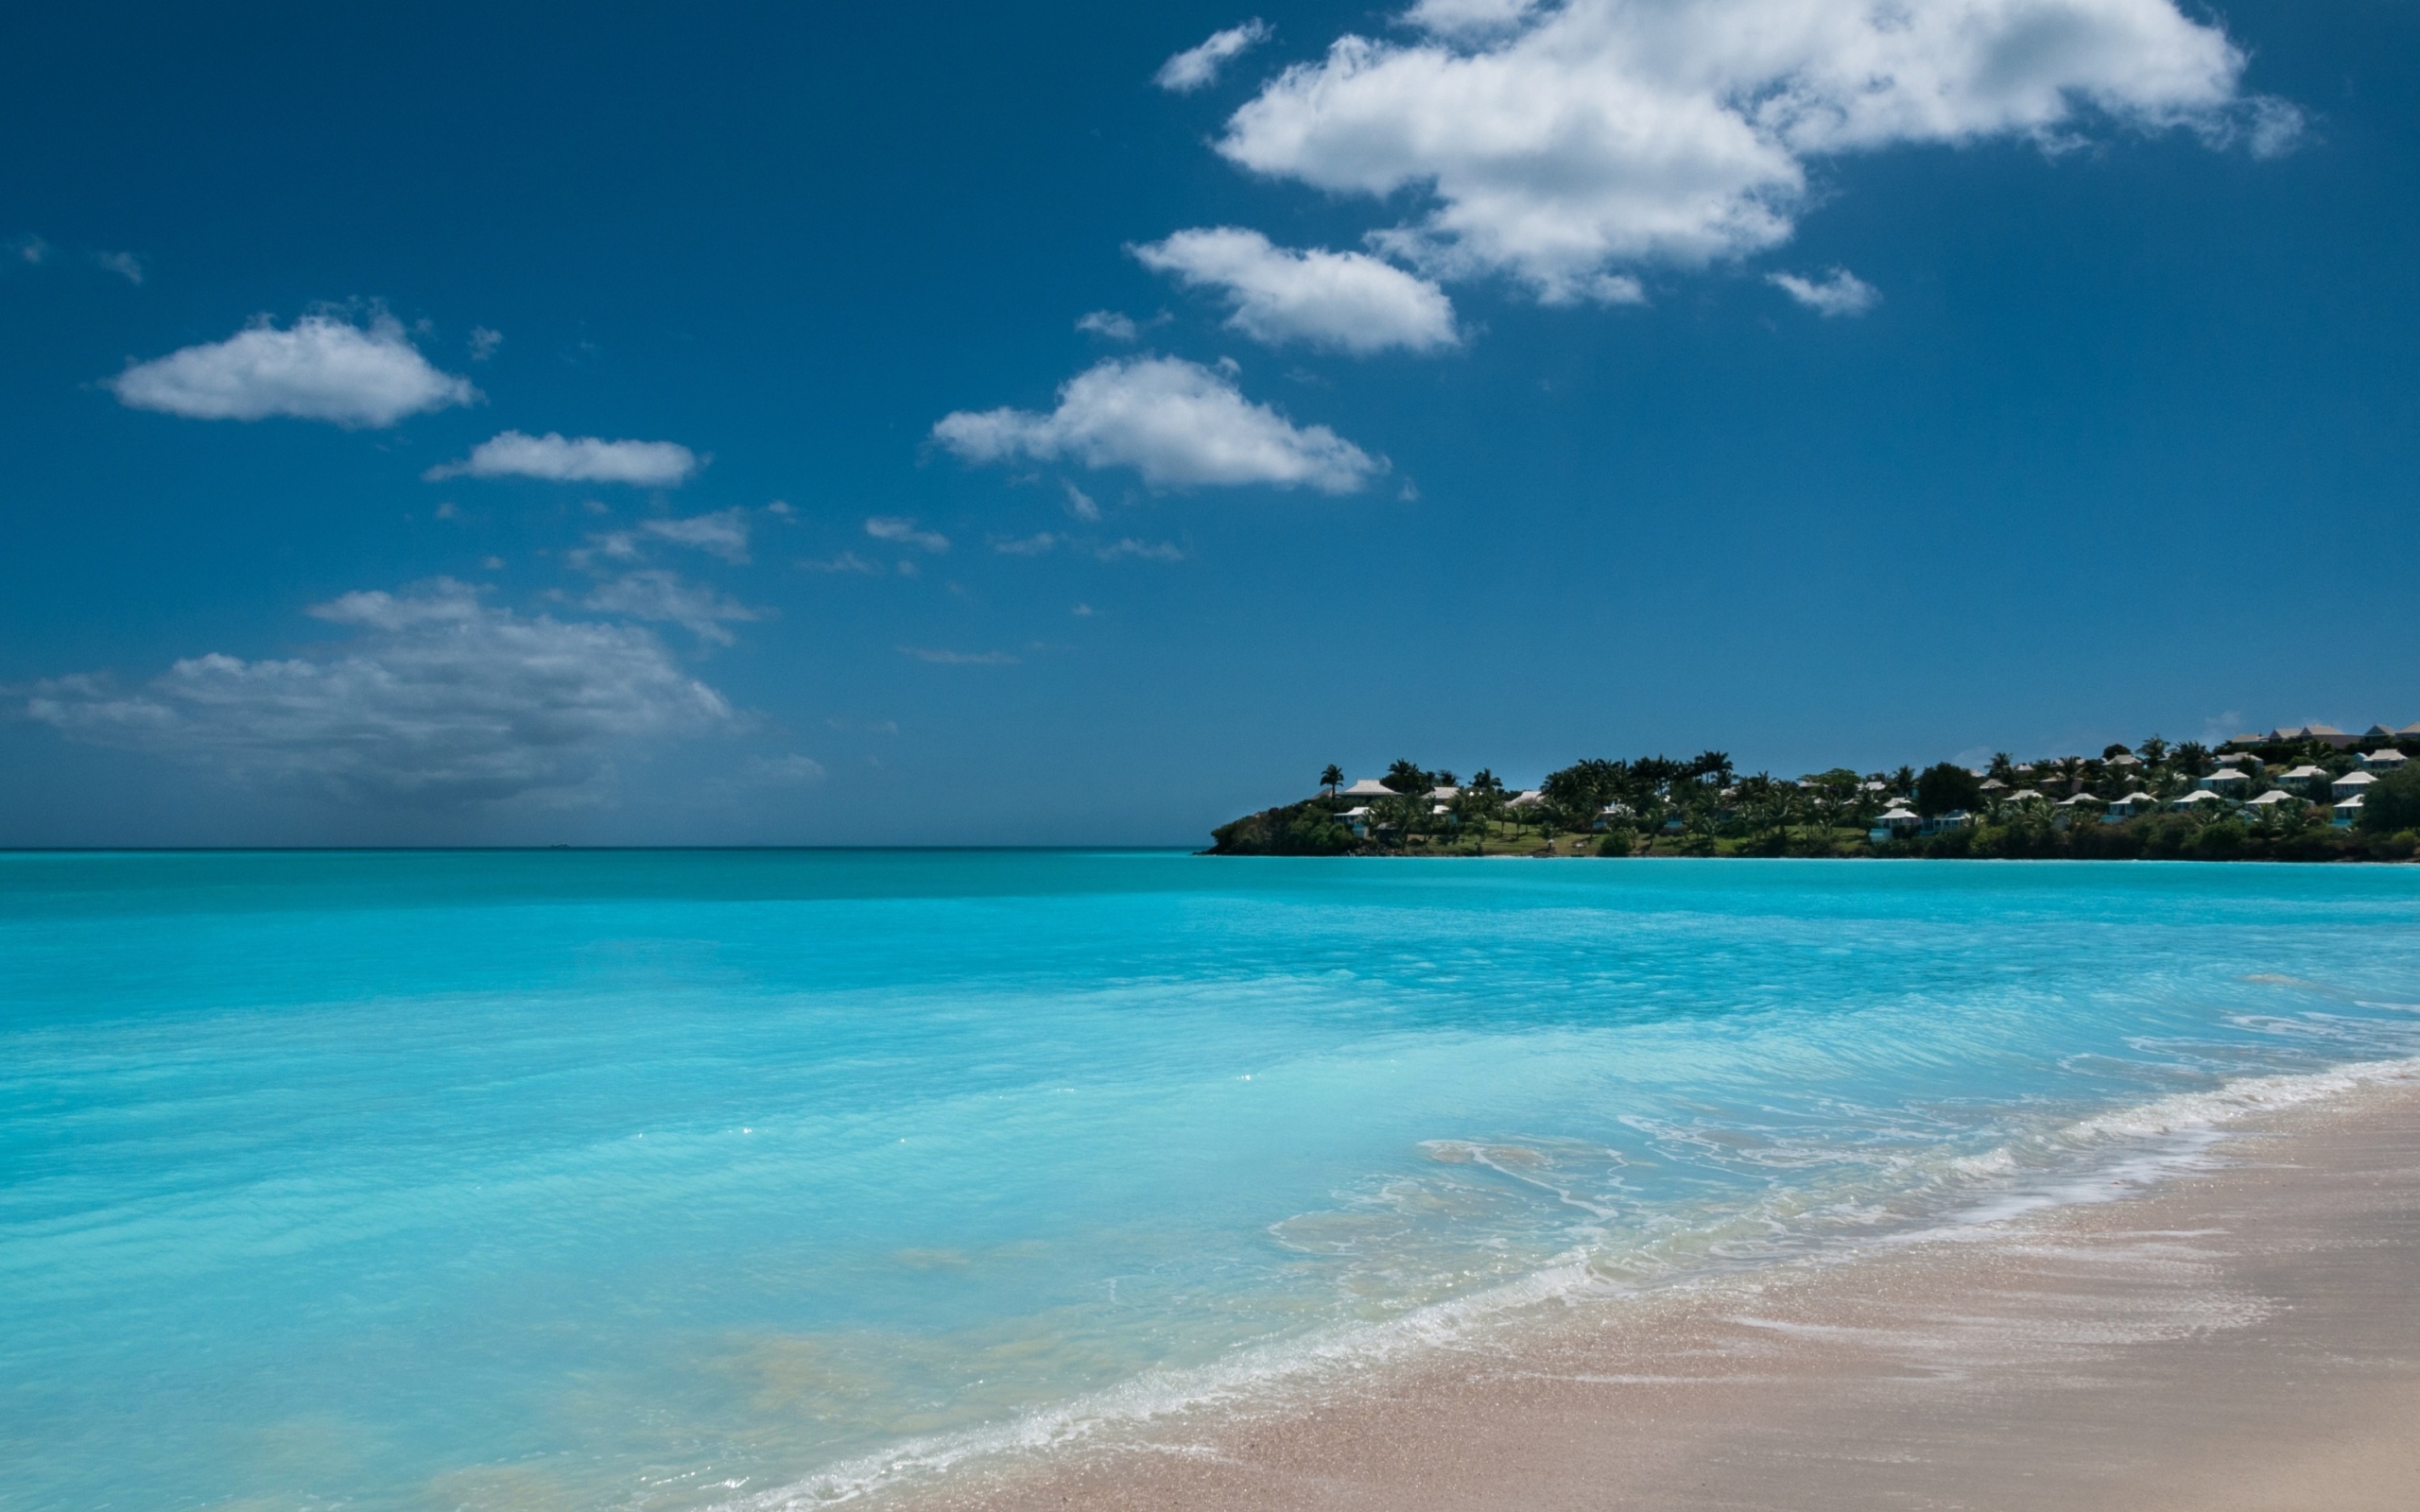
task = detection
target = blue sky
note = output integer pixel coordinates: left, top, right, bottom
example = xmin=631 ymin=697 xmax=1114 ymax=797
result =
xmin=3 ymin=0 xmax=2415 ymax=845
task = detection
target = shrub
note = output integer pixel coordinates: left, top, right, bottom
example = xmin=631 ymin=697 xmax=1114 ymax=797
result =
xmin=2357 ymin=765 xmax=2420 ymax=835
xmin=1914 ymin=763 xmax=1984 ymax=817
xmin=1207 ymin=801 xmax=1357 ymax=856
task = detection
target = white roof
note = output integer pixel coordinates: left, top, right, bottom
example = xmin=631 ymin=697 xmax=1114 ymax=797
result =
xmin=2335 ymin=770 xmax=2377 ymax=786
xmin=1428 ymin=786 xmax=1461 ymax=799
xmin=1338 ymin=779 xmax=1395 ymax=798
xmin=2363 ymin=748 xmax=2408 ymax=764
xmin=2107 ymin=753 xmax=2141 ymax=765
xmin=2336 ymin=794 xmax=2366 ymax=810
xmin=2200 ymin=769 xmax=2249 ymax=783
xmin=2171 ymin=790 xmax=2222 ymax=804
xmin=1878 ymin=806 xmax=1918 ymax=819
xmin=2119 ymin=791 xmax=2158 ymax=804
xmin=2247 ymin=790 xmax=2299 ymax=805
xmin=1507 ymin=789 xmax=1545 ymax=806
xmin=1340 ymin=805 xmax=1374 ymax=817
xmin=2281 ymin=765 xmax=2329 ymax=780
xmin=2060 ymin=792 xmax=2105 ymax=805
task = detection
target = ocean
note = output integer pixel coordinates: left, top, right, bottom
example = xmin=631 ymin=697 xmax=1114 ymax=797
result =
xmin=5 ymin=850 xmax=2418 ymax=1511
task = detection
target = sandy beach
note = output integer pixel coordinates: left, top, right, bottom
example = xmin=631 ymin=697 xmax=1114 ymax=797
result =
xmin=897 ymin=1078 xmax=2420 ymax=1512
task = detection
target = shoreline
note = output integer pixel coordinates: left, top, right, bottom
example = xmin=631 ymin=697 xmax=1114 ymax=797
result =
xmin=799 ymin=1066 xmax=2420 ymax=1512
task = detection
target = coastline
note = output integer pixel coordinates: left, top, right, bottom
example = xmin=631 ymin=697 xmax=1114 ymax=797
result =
xmin=832 ymin=1067 xmax=2420 ymax=1512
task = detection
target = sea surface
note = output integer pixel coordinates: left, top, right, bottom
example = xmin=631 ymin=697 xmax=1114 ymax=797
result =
xmin=6 ymin=850 xmax=2420 ymax=1511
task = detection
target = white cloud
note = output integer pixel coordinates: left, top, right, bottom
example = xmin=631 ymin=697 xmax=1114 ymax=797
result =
xmin=1077 ymin=310 xmax=1140 ymax=341
xmin=642 ymin=507 xmax=752 ymax=562
xmin=26 ymin=580 xmax=733 ymax=806
xmin=582 ymin=570 xmax=766 ymax=644
xmin=866 ymin=516 xmax=951 ymax=553
xmin=1156 ymin=19 xmax=1271 ymax=93
xmin=994 ymin=532 xmax=1060 ymax=556
xmin=1769 ymin=267 xmax=1879 ymax=318
xmin=1132 ymin=227 xmax=1457 ymax=353
xmin=899 ymin=646 xmax=1020 ymax=665
xmin=109 ymin=313 xmax=478 ymax=427
xmin=15 ymin=234 xmax=51 ymax=265
xmin=800 ymin=550 xmax=881 ymax=575
xmin=1219 ymin=0 xmax=2284 ymax=301
xmin=742 ymin=753 xmax=828 ymax=785
xmin=469 ymin=327 xmax=504 ymax=361
xmin=95 ymin=251 xmax=144 ymax=285
xmin=1404 ymin=0 xmax=1536 ymax=39
xmin=931 ymin=355 xmax=1381 ymax=493
xmin=1062 ymin=481 xmax=1102 ymax=520
xmin=426 ymin=430 xmax=700 ymax=487
xmin=1097 ymin=538 xmax=1187 ymax=562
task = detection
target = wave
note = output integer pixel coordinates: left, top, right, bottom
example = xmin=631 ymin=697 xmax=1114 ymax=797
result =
xmin=710 ymin=1052 xmax=2420 ymax=1510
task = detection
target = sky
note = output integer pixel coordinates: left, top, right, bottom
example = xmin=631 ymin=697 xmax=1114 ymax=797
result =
xmin=3 ymin=0 xmax=2415 ymax=846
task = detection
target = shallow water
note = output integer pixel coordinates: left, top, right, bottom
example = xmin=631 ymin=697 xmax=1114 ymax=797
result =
xmin=4 ymin=851 xmax=2418 ymax=1511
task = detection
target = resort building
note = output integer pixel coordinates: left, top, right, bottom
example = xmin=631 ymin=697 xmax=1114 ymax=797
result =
xmin=1336 ymin=779 xmax=1397 ymax=800
xmin=2331 ymin=770 xmax=2378 ymax=802
xmin=2361 ymin=747 xmax=2409 ymax=772
xmin=2197 ymin=768 xmax=2251 ymax=795
xmin=2334 ymin=795 xmax=2365 ymax=828
xmin=2245 ymin=789 xmax=2303 ymax=815
xmin=2103 ymin=791 xmax=2159 ymax=821
xmin=2169 ymin=790 xmax=2225 ymax=814
xmin=2278 ymin=764 xmax=2332 ymax=794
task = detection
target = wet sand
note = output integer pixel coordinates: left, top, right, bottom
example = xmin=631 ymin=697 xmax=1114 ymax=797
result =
xmin=896 ymin=1081 xmax=2420 ymax=1512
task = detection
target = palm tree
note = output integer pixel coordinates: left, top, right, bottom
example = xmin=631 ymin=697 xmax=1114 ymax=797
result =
xmin=1320 ymin=764 xmax=1343 ymax=799
xmin=1384 ymin=758 xmax=1429 ymax=794
xmin=1987 ymin=751 xmax=2016 ymax=782
xmin=2137 ymin=734 xmax=2169 ymax=765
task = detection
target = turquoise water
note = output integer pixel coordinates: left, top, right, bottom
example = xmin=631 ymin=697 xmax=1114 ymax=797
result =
xmin=6 ymin=851 xmax=2420 ymax=1510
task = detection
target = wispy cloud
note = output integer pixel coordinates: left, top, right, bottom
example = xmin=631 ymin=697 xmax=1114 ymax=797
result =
xmin=641 ymin=507 xmax=752 ymax=562
xmin=426 ymin=431 xmax=700 ymax=487
xmin=1097 ymin=538 xmax=1186 ymax=562
xmin=109 ymin=313 xmax=478 ymax=428
xmin=1768 ymin=267 xmax=1880 ymax=318
xmin=582 ymin=570 xmax=767 ymax=644
xmin=993 ymin=532 xmax=1060 ymax=556
xmin=1155 ymin=19 xmax=1270 ymax=93
xmin=469 ymin=327 xmax=504 ymax=361
xmin=898 ymin=645 xmax=1019 ymax=665
xmin=800 ymin=550 xmax=881 ymax=575
xmin=866 ymin=515 xmax=950 ymax=553
xmin=95 ymin=250 xmax=144 ymax=285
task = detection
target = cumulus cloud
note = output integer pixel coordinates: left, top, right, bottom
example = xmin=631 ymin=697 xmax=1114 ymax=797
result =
xmin=931 ymin=355 xmax=1381 ymax=493
xmin=426 ymin=431 xmax=700 ymax=488
xmin=1132 ymin=227 xmax=1457 ymax=353
xmin=581 ymin=570 xmax=766 ymax=644
xmin=469 ymin=327 xmax=505 ymax=361
xmin=1156 ymin=19 xmax=1271 ymax=92
xmin=1769 ymin=267 xmax=1880 ymax=317
xmin=109 ymin=313 xmax=478 ymax=427
xmin=865 ymin=516 xmax=951 ymax=553
xmin=1219 ymin=0 xmax=2284 ymax=301
xmin=26 ymin=580 xmax=733 ymax=806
